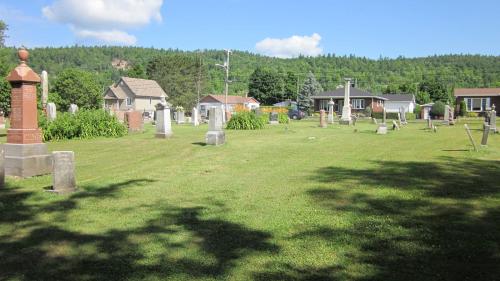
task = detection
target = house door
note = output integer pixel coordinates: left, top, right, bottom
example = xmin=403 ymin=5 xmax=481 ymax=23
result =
xmin=337 ymin=100 xmax=343 ymax=113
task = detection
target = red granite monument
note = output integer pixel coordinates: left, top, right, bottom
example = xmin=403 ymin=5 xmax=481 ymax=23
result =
xmin=4 ymin=48 xmax=51 ymax=177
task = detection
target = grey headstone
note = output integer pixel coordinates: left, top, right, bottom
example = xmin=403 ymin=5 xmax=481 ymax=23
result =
xmin=376 ymin=124 xmax=387 ymax=135
xmin=176 ymin=110 xmax=185 ymax=124
xmin=41 ymin=70 xmax=48 ymax=108
xmin=269 ymin=112 xmax=279 ymax=125
xmin=69 ymin=104 xmax=78 ymax=114
xmin=392 ymin=120 xmax=400 ymax=130
xmin=372 ymin=118 xmax=378 ymax=125
xmin=481 ymin=125 xmax=490 ymax=146
xmin=206 ymin=107 xmax=225 ymax=145
xmin=328 ymin=99 xmax=335 ymax=124
xmin=382 ymin=108 xmax=387 ymax=125
xmin=51 ymin=151 xmax=77 ymax=194
xmin=193 ymin=107 xmax=199 ymax=126
xmin=490 ymin=108 xmax=497 ymax=133
xmin=47 ymin=102 xmax=57 ymax=121
xmin=443 ymin=105 xmax=450 ymax=125
xmin=427 ymin=117 xmax=433 ymax=129
xmin=155 ymin=103 xmax=173 ymax=138
xmin=464 ymin=124 xmax=478 ymax=152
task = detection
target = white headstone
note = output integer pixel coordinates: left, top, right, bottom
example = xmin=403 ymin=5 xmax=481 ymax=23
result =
xmin=328 ymin=99 xmax=335 ymax=124
xmin=176 ymin=110 xmax=185 ymax=124
xmin=340 ymin=79 xmax=352 ymax=124
xmin=155 ymin=103 xmax=173 ymax=138
xmin=69 ymin=104 xmax=78 ymax=114
xmin=51 ymin=151 xmax=77 ymax=194
xmin=206 ymin=107 xmax=225 ymax=145
xmin=47 ymin=102 xmax=57 ymax=121
xmin=41 ymin=70 xmax=48 ymax=108
xmin=193 ymin=107 xmax=200 ymax=126
xmin=443 ymin=105 xmax=450 ymax=125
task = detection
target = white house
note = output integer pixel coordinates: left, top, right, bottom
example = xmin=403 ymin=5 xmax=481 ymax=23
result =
xmin=381 ymin=94 xmax=416 ymax=113
xmin=198 ymin=95 xmax=260 ymax=117
xmin=103 ymin=77 xmax=168 ymax=119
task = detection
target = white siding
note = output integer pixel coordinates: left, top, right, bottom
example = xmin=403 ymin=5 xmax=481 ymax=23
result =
xmin=385 ymin=101 xmax=415 ymax=113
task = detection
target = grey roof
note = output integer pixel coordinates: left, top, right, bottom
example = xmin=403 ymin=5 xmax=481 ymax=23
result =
xmin=311 ymin=87 xmax=387 ymax=100
xmin=381 ymin=94 xmax=415 ymax=102
xmin=104 ymin=77 xmax=168 ymax=100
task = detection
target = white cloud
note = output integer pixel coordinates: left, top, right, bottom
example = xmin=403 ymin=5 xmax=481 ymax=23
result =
xmin=255 ymin=33 xmax=323 ymax=58
xmin=74 ymin=29 xmax=137 ymax=45
xmin=42 ymin=0 xmax=164 ymax=45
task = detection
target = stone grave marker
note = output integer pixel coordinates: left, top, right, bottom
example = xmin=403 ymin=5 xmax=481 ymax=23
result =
xmin=490 ymin=105 xmax=497 ymax=133
xmin=464 ymin=124 xmax=478 ymax=152
xmin=47 ymin=102 xmax=57 ymax=121
xmin=400 ymin=107 xmax=408 ymax=125
xmin=69 ymin=104 xmax=78 ymax=114
xmin=0 ymin=111 xmax=5 ymax=129
xmin=382 ymin=108 xmax=387 ymax=125
xmin=328 ymin=99 xmax=335 ymax=124
xmin=372 ymin=118 xmax=378 ymax=125
xmin=206 ymin=107 xmax=225 ymax=145
xmin=41 ymin=70 xmax=48 ymax=109
xmin=352 ymin=115 xmax=358 ymax=126
xmin=269 ymin=112 xmax=279 ymax=125
xmin=176 ymin=109 xmax=185 ymax=124
xmin=376 ymin=123 xmax=387 ymax=134
xmin=392 ymin=120 xmax=400 ymax=130
xmin=319 ymin=110 xmax=327 ymax=128
xmin=427 ymin=117 xmax=433 ymax=129
xmin=51 ymin=151 xmax=77 ymax=194
xmin=449 ymin=106 xmax=455 ymax=125
xmin=125 ymin=111 xmax=144 ymax=133
xmin=193 ymin=107 xmax=200 ymax=126
xmin=443 ymin=104 xmax=450 ymax=125
xmin=155 ymin=103 xmax=173 ymax=138
xmin=481 ymin=124 xmax=490 ymax=146
xmin=4 ymin=48 xmax=52 ymax=178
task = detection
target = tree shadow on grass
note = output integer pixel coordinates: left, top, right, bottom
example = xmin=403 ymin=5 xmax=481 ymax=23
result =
xmin=277 ymin=158 xmax=500 ymax=281
xmin=0 ymin=180 xmax=278 ymax=280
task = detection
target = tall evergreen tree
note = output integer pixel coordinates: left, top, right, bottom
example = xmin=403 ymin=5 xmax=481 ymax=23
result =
xmin=298 ymin=72 xmax=323 ymax=114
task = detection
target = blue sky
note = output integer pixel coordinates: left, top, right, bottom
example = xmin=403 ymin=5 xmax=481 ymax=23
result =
xmin=1 ymin=0 xmax=499 ymax=58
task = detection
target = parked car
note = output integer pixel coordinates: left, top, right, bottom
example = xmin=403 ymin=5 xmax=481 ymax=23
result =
xmin=288 ymin=109 xmax=305 ymax=120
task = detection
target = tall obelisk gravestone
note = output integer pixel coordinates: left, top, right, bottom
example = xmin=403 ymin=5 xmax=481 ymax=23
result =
xmin=4 ymin=48 xmax=52 ymax=178
xmin=340 ymin=78 xmax=352 ymax=125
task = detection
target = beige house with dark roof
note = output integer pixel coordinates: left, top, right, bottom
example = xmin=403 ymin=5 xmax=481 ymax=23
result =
xmin=104 ymin=77 xmax=168 ymax=118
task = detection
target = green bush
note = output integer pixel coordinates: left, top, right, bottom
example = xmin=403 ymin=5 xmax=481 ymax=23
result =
xmin=414 ymin=104 xmax=421 ymax=117
xmin=467 ymin=112 xmax=479 ymax=118
xmin=40 ymin=110 xmax=127 ymax=141
xmin=227 ymin=112 xmax=265 ymax=130
xmin=278 ymin=113 xmax=289 ymax=124
xmin=459 ymin=101 xmax=467 ymax=117
xmin=431 ymin=101 xmax=445 ymax=117
xmin=364 ymin=106 xmax=372 ymax=117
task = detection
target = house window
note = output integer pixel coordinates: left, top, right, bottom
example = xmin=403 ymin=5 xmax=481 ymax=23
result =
xmin=126 ymin=97 xmax=133 ymax=106
xmin=465 ymin=98 xmax=490 ymax=112
xmin=319 ymin=100 xmax=329 ymax=111
xmin=352 ymin=99 xmax=365 ymax=109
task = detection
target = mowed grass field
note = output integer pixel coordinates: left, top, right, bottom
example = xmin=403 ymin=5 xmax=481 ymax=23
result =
xmin=1 ymin=119 xmax=499 ymax=281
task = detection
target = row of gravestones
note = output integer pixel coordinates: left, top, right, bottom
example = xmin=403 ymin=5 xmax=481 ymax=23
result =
xmin=45 ymin=103 xmax=79 ymax=121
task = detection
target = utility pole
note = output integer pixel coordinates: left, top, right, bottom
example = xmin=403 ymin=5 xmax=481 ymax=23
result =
xmin=196 ymin=51 xmax=203 ymax=108
xmin=216 ymin=49 xmax=232 ymax=114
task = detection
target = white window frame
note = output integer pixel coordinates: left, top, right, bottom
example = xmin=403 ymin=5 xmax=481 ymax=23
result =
xmin=465 ymin=97 xmax=490 ymax=112
xmin=352 ymin=99 xmax=365 ymax=109
xmin=319 ymin=100 xmax=329 ymax=111
xmin=126 ymin=97 xmax=133 ymax=106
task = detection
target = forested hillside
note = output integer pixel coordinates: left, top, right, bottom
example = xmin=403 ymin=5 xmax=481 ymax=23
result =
xmin=0 ymin=46 xmax=499 ymax=107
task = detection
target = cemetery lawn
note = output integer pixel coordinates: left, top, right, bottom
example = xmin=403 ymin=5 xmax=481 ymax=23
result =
xmin=1 ymin=119 xmax=499 ymax=281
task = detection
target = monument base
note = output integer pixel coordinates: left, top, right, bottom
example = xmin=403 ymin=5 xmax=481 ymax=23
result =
xmin=339 ymin=119 xmax=353 ymax=125
xmin=46 ymin=187 xmax=78 ymax=194
xmin=4 ymin=143 xmax=52 ymax=178
xmin=206 ymin=131 xmax=225 ymax=146
xmin=376 ymin=125 xmax=388 ymax=135
xmin=155 ymin=131 xmax=173 ymax=139
xmin=269 ymin=121 xmax=279 ymax=125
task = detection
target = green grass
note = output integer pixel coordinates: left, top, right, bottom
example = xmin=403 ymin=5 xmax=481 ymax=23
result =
xmin=1 ymin=119 xmax=499 ymax=281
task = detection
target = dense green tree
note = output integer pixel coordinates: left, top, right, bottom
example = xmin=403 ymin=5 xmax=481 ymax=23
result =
xmin=147 ymin=53 xmax=207 ymax=109
xmin=126 ymin=64 xmax=147 ymax=79
xmin=248 ymin=67 xmax=284 ymax=105
xmin=0 ymin=78 xmax=10 ymax=115
xmin=51 ymin=68 xmax=103 ymax=111
xmin=298 ymin=72 xmax=323 ymax=113
xmin=0 ymin=20 xmax=7 ymax=47
xmin=419 ymin=80 xmax=449 ymax=103
xmin=415 ymin=91 xmax=431 ymax=104
xmin=283 ymin=71 xmax=298 ymax=100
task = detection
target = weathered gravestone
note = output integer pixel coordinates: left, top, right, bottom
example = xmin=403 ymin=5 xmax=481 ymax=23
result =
xmin=449 ymin=106 xmax=455 ymax=125
xmin=443 ymin=104 xmax=450 ymax=125
xmin=377 ymin=108 xmax=387 ymax=134
xmin=4 ymin=48 xmax=52 ymax=178
xmin=0 ymin=111 xmax=5 ymax=129
xmin=46 ymin=102 xmax=57 ymax=121
xmin=328 ymin=99 xmax=335 ymax=124
xmin=464 ymin=124 xmax=478 ymax=152
xmin=41 ymin=70 xmax=48 ymax=109
xmin=192 ymin=107 xmax=200 ymax=126
xmin=206 ymin=107 xmax=225 ymax=145
xmin=372 ymin=117 xmax=378 ymax=125
xmin=427 ymin=117 xmax=433 ymax=129
xmin=399 ymin=107 xmax=408 ymax=125
xmin=392 ymin=120 xmax=400 ymax=130
xmin=269 ymin=112 xmax=279 ymax=125
xmin=319 ymin=110 xmax=327 ymax=128
xmin=155 ymin=103 xmax=173 ymax=138
xmin=481 ymin=124 xmax=490 ymax=146
xmin=176 ymin=109 xmax=185 ymax=124
xmin=490 ymin=105 xmax=497 ymax=133
xmin=125 ymin=111 xmax=144 ymax=133
xmin=69 ymin=104 xmax=78 ymax=114
xmin=51 ymin=151 xmax=77 ymax=194
xmin=340 ymin=78 xmax=353 ymax=125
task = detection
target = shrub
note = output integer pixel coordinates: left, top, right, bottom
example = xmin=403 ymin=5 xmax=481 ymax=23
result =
xmin=431 ymin=101 xmax=445 ymax=117
xmin=40 ymin=110 xmax=127 ymax=141
xmin=364 ymin=106 xmax=372 ymax=117
xmin=278 ymin=113 xmax=289 ymax=124
xmin=459 ymin=101 xmax=467 ymax=117
xmin=414 ymin=104 xmax=421 ymax=117
xmin=406 ymin=113 xmax=416 ymax=120
xmin=226 ymin=111 xmax=265 ymax=130
xmin=467 ymin=112 xmax=479 ymax=118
